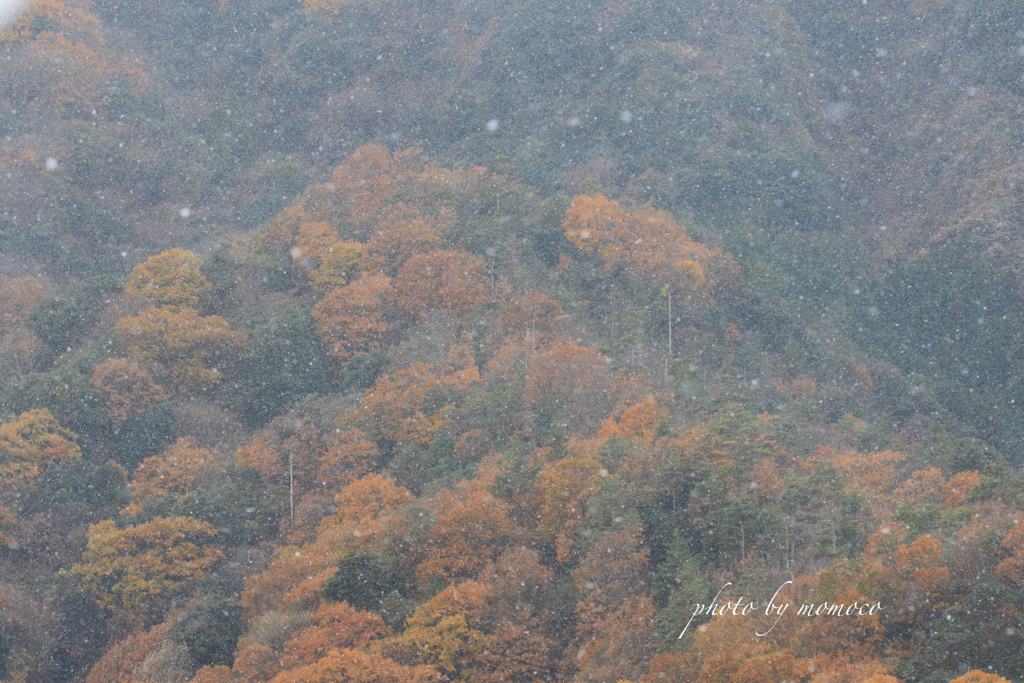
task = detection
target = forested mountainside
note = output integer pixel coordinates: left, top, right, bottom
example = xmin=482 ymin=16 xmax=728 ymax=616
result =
xmin=2 ymin=0 xmax=1024 ymax=682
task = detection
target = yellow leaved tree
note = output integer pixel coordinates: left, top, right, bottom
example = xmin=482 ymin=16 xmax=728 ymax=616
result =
xmin=70 ymin=516 xmax=223 ymax=628
xmin=0 ymin=407 xmax=81 ymax=487
xmin=0 ymin=408 xmax=82 ymax=545
xmin=310 ymin=241 xmax=363 ymax=293
xmin=115 ymin=307 xmax=247 ymax=393
xmin=125 ymin=248 xmax=212 ymax=310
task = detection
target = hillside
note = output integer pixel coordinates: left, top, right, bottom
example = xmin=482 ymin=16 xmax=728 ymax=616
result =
xmin=1 ymin=1 xmax=1023 ymax=682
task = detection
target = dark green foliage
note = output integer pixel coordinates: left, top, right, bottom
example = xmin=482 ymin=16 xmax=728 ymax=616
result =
xmin=533 ymin=398 xmax=570 ymax=458
xmin=858 ymin=242 xmax=1024 ymax=389
xmin=334 ymin=350 xmax=388 ymax=397
xmin=245 ymin=253 xmax=294 ymax=292
xmin=688 ymin=490 xmax=782 ymax=566
xmin=22 ymin=459 xmax=129 ymax=522
xmin=809 ymin=490 xmax=865 ymax=560
xmin=1 ymin=364 xmax=102 ymax=436
xmin=573 ymin=480 xmax=644 ymax=556
xmin=50 ymin=574 xmax=111 ymax=680
xmin=121 ymin=466 xmax=287 ymax=547
xmin=855 ymin=241 xmax=1024 ymax=459
xmin=106 ymin=402 xmax=177 ymax=472
xmin=421 ymin=431 xmax=461 ymax=479
xmin=50 ymin=194 xmax=132 ymax=276
xmin=651 ymin=446 xmax=697 ymax=523
xmin=197 ymin=243 xmax=243 ymax=317
xmin=448 ymin=382 xmax=525 ymax=446
xmin=437 ymin=176 xmax=565 ymax=274
xmin=779 ymin=465 xmax=867 ymax=562
xmin=706 ymin=403 xmax=763 ymax=440
xmin=0 ymin=162 xmax=131 ymax=277
xmin=170 ymin=469 xmax=287 ymax=547
xmin=653 ymin=539 xmax=714 ymax=648
xmin=324 ymin=552 xmax=399 ymax=612
xmin=0 ymin=621 xmax=9 ymax=681
xmin=491 ymin=443 xmax=542 ymax=525
xmin=23 ymin=276 xmax=120 ymax=362
xmin=167 ymin=596 xmax=244 ymax=669
xmin=964 ymin=459 xmax=1024 ymax=511
xmin=242 ymin=163 xmax=308 ymax=227
xmin=171 ymin=483 xmax=255 ymax=548
xmin=389 ymin=430 xmax=474 ymax=494
xmin=894 ymin=503 xmax=942 ymax=541
xmin=682 ymin=153 xmax=842 ymax=232
xmin=45 ymin=647 xmax=76 ymax=683
xmin=636 ymin=496 xmax=675 ymax=569
xmin=279 ymin=28 xmax=373 ymax=92
xmin=231 ymin=306 xmax=332 ymax=427
xmin=891 ymin=659 xmax=957 ymax=683
xmin=896 ymin=577 xmax=1024 ymax=682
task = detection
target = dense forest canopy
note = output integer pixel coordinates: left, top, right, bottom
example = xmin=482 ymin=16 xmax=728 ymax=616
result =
xmin=1 ymin=0 xmax=1024 ymax=681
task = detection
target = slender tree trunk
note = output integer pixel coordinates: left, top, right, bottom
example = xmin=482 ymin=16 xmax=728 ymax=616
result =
xmin=665 ymin=288 xmax=673 ymax=381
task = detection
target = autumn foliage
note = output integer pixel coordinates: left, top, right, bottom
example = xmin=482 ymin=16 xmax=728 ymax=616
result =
xmin=394 ymin=249 xmax=493 ymax=320
xmin=268 ymin=648 xmax=445 ymax=683
xmin=0 ymin=275 xmax=51 ymax=334
xmin=312 ymin=274 xmax=394 ymax=365
xmin=90 ymin=358 xmax=168 ymax=427
xmin=71 ymin=516 xmax=224 ymax=625
xmin=1 ymin=111 xmax=1020 ymax=683
xmin=126 ymin=437 xmax=217 ymax=514
xmin=1 ymin=5 xmax=148 ymax=120
xmin=416 ymin=488 xmax=518 ymax=583
xmin=281 ymin=602 xmax=391 ymax=668
xmin=126 ymin=249 xmax=212 ymax=310
xmin=523 ymin=341 xmax=613 ymax=430
xmin=84 ymin=623 xmax=172 ymax=683
xmin=0 ymin=408 xmax=81 ymax=488
xmin=562 ymin=194 xmax=721 ymax=294
xmin=115 ymin=306 xmax=247 ymax=392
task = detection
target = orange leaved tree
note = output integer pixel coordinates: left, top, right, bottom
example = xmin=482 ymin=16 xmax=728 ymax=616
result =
xmin=523 ymin=341 xmax=612 ymax=432
xmin=571 ymin=523 xmax=656 ymax=682
xmin=90 ymin=358 xmax=168 ymax=427
xmin=562 ymin=194 xmax=713 ymax=289
xmin=312 ymin=274 xmax=395 ymax=366
xmin=416 ymin=488 xmax=518 ymax=584
xmin=241 ymin=475 xmax=414 ymax=617
xmin=267 ymin=648 xmax=444 ymax=683
xmin=394 ymin=250 xmax=493 ymax=321
xmin=281 ymin=602 xmax=391 ymax=669
xmin=126 ymin=437 xmax=217 ymax=515
xmin=364 ymin=202 xmax=452 ymax=275
xmin=0 ymin=275 xmax=51 ymax=333
xmin=84 ymin=623 xmax=172 ymax=683
xmin=390 ymin=580 xmax=492 ymax=677
xmin=357 ymin=362 xmax=448 ymax=448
